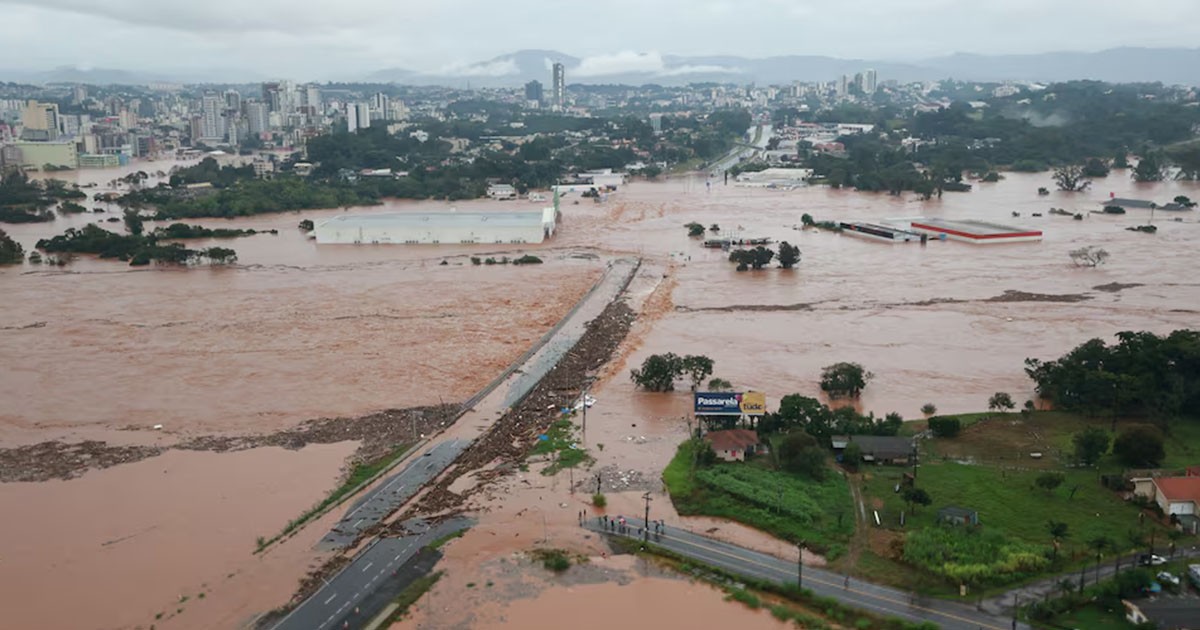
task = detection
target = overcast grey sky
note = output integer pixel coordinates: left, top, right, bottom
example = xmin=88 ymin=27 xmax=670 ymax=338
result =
xmin=2 ymin=0 xmax=1199 ymax=79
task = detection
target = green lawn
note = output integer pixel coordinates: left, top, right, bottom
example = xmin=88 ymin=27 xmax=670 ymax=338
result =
xmin=664 ymin=440 xmax=854 ymax=556
xmin=863 ymin=462 xmax=1169 ymax=552
xmin=1052 ymin=604 xmax=1136 ymax=630
xmin=531 ymin=417 xmax=592 ymax=475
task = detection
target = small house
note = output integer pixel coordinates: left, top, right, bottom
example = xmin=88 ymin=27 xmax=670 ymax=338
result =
xmin=834 ymin=435 xmax=914 ymax=465
xmin=704 ymin=429 xmax=766 ymax=462
xmin=938 ymin=506 xmax=980 ymax=527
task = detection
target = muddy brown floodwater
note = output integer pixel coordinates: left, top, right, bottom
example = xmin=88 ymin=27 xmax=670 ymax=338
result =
xmin=2 ymin=161 xmax=1198 ymax=629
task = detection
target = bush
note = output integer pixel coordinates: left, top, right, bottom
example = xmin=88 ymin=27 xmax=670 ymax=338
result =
xmin=686 ymin=222 xmax=705 ymax=237
xmin=928 ymin=416 xmax=961 ymax=438
xmin=1113 ymin=425 xmax=1165 ymax=467
xmin=512 ymin=254 xmax=542 ymax=265
xmin=470 ymin=256 xmax=481 ymax=265
xmin=903 ymin=526 xmax=1049 ymax=585
xmin=920 ymin=403 xmax=937 ymax=416
xmin=592 ymin=493 xmax=606 ymax=508
xmin=1103 ymin=205 xmax=1126 ymax=214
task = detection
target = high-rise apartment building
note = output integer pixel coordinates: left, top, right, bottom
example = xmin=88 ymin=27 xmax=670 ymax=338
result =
xmin=245 ymin=101 xmax=270 ymax=135
xmin=864 ymin=69 xmax=878 ymax=94
xmin=524 ymin=80 xmax=543 ymax=105
xmin=355 ymin=103 xmax=371 ymax=130
xmin=371 ymin=93 xmax=390 ymax=120
xmin=199 ymin=95 xmax=225 ymax=141
xmin=346 ymin=103 xmax=358 ymax=133
xmin=552 ymin=63 xmax=565 ymax=110
xmin=224 ymin=90 xmax=242 ymax=113
xmin=21 ymin=100 xmax=60 ymax=140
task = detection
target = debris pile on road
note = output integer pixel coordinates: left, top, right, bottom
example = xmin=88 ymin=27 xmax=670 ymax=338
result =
xmin=397 ymin=299 xmax=637 ymax=522
xmin=582 ymin=464 xmax=658 ymax=493
xmin=0 ymin=404 xmax=458 ymax=483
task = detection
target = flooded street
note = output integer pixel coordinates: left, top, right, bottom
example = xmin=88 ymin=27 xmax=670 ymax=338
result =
xmin=2 ymin=161 xmax=1198 ymax=628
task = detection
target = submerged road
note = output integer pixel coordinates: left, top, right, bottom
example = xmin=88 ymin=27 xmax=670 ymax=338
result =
xmin=587 ymin=518 xmax=1027 ymax=630
xmin=321 ymin=439 xmax=470 ymax=550
xmin=275 ymin=519 xmax=469 ymax=630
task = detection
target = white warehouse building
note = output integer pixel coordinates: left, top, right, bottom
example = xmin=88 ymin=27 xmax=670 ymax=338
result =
xmin=314 ymin=208 xmax=557 ymax=245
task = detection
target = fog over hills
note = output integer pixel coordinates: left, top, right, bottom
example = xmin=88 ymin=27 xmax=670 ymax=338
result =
xmin=4 ymin=48 xmax=1199 ymax=87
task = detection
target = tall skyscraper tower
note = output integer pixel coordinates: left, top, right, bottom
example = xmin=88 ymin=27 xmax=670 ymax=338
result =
xmin=552 ymin=63 xmax=565 ymax=110
xmin=864 ymin=69 xmax=878 ymax=94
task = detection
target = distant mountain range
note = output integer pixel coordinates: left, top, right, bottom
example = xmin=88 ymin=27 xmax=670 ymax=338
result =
xmin=365 ymin=47 xmax=1200 ymax=88
xmin=4 ymin=48 xmax=1200 ymax=87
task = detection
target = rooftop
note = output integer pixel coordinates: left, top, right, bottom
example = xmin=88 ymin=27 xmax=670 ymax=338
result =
xmin=909 ymin=218 xmax=1039 ymax=237
xmin=1154 ymin=476 xmax=1200 ymax=505
xmin=704 ymin=429 xmax=761 ymax=452
xmin=845 ymin=435 xmax=913 ymax=458
xmin=317 ymin=211 xmax=549 ymax=230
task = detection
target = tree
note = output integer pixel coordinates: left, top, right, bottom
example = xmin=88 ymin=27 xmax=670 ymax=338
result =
xmin=841 ymin=442 xmax=863 ymax=471
xmin=1069 ymin=246 xmax=1109 ymax=267
xmin=1081 ymin=158 xmax=1111 ymax=178
xmin=642 ymin=165 xmax=663 ymax=180
xmin=1132 ymin=153 xmax=1168 ymax=182
xmin=928 ymin=416 xmax=962 ymax=438
xmin=729 ymin=246 xmax=774 ymax=271
xmin=987 ymin=392 xmax=1015 ymax=413
xmin=921 ymin=403 xmax=937 ymax=416
xmin=709 ymin=223 xmax=720 ymax=233
xmin=123 ymin=209 xmax=144 ymax=235
xmin=1113 ymin=152 xmax=1130 ymax=169
xmin=777 ymin=241 xmax=800 ymax=269
xmin=202 ymin=247 xmax=237 ymax=264
xmin=778 ymin=431 xmax=827 ymax=481
xmin=707 ymin=377 xmax=733 ymax=391
xmin=681 ymin=355 xmax=715 ymax=391
xmin=1048 ymin=520 xmax=1070 ymax=558
xmin=630 ymin=353 xmax=684 ymax=392
xmin=800 ymin=213 xmax=814 ymax=226
xmin=1113 ymin=425 xmax=1165 ymax=468
xmin=1035 ymin=472 xmax=1065 ymax=493
xmin=298 ymin=219 xmax=314 ymax=231
xmin=902 ymin=487 xmax=932 ymax=513
xmin=820 ymin=362 xmax=873 ymax=399
xmin=0 ymin=228 xmax=24 ymax=265
xmin=686 ymin=222 xmax=705 ymax=237
xmin=1052 ymin=164 xmax=1092 ymax=191
xmin=1073 ymin=428 xmax=1111 ymax=466
xmin=1174 ymin=195 xmax=1196 ymax=208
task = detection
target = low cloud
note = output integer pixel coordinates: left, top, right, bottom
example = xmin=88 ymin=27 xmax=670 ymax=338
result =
xmin=659 ymin=64 xmax=741 ymax=76
xmin=436 ymin=59 xmax=518 ymax=77
xmin=573 ymin=51 xmax=665 ymax=77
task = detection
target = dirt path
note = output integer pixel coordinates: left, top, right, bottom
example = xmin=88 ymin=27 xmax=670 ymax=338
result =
xmin=843 ymin=473 xmax=869 ymax=570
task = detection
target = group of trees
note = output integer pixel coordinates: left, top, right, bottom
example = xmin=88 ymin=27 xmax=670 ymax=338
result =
xmin=0 ymin=228 xmax=23 ymax=264
xmin=35 ymin=223 xmax=238 ymax=267
xmin=819 ymin=362 xmax=873 ymax=398
xmin=1070 ymin=424 xmax=1164 ymax=468
xmin=1024 ymin=330 xmax=1200 ymax=420
xmin=0 ymin=170 xmax=85 ymax=223
xmin=757 ymin=394 xmax=903 ymax=443
xmin=629 ymin=353 xmax=715 ymax=392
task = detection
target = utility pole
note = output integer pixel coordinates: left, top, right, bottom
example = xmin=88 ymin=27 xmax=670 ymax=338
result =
xmin=595 ymin=472 xmax=601 ymax=495
xmin=1012 ymin=594 xmax=1019 ymax=630
xmin=580 ymin=379 xmax=591 ymax=444
xmin=797 ymin=541 xmax=806 ymax=589
xmin=643 ymin=492 xmax=652 ymax=544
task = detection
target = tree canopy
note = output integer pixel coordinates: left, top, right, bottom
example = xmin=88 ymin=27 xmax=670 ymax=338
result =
xmin=819 ymin=362 xmax=873 ymax=399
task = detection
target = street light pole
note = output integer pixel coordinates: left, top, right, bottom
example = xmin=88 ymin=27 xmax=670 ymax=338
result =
xmin=643 ymin=492 xmax=652 ymax=544
xmin=797 ymin=541 xmax=806 ymax=589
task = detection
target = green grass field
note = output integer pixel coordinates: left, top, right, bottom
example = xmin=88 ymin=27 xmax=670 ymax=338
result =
xmin=530 ymin=417 xmax=591 ymax=475
xmin=664 ymin=440 xmax=855 ymax=555
xmin=1053 ymin=604 xmax=1136 ymax=630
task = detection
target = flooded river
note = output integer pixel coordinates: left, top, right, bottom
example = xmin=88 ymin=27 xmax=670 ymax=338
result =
xmin=1 ymin=160 xmax=1198 ymax=628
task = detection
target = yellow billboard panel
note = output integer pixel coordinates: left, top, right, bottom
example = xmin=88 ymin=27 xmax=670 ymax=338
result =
xmin=739 ymin=391 xmax=767 ymax=416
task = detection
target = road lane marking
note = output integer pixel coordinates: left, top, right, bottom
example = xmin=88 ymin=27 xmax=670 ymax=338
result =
xmin=323 ymin=593 xmax=338 ymax=605
xmin=353 ymin=519 xmax=364 ymax=528
xmin=597 ymin=525 xmax=1006 ymax=630
xmin=362 ymin=562 xmax=374 ymax=572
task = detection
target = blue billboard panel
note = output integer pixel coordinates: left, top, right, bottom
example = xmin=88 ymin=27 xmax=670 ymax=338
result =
xmin=694 ymin=392 xmax=744 ymax=415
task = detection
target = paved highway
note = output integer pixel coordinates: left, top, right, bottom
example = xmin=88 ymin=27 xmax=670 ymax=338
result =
xmin=275 ymin=519 xmax=468 ymax=630
xmin=320 ymin=439 xmax=470 ymax=549
xmin=587 ymin=518 xmax=1026 ymax=630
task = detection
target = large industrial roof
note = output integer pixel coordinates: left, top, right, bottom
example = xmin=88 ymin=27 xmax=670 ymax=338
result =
xmin=910 ymin=217 xmax=1038 ymax=236
xmin=318 ymin=211 xmax=547 ymax=229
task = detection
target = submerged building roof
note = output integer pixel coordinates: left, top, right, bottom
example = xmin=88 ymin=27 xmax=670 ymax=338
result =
xmin=317 ymin=211 xmax=549 ymax=230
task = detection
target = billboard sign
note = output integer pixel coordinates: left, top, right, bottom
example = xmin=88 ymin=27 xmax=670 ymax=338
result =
xmin=694 ymin=391 xmax=767 ymax=416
